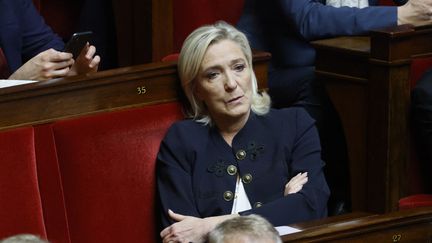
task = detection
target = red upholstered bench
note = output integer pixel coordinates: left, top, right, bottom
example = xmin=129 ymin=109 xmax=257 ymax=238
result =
xmin=0 ymin=102 xmax=184 ymax=242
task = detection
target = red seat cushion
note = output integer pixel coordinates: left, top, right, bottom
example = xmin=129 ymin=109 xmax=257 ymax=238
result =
xmin=161 ymin=53 xmax=179 ymax=62
xmin=50 ymin=102 xmax=183 ymax=243
xmin=399 ymin=194 xmax=432 ymax=210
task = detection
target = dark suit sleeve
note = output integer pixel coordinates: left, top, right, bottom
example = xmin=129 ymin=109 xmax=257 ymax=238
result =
xmin=19 ymin=0 xmax=64 ymax=62
xmin=278 ymin=0 xmax=397 ymax=40
xmin=156 ymin=124 xmax=201 ymax=228
xmin=240 ymin=109 xmax=330 ymax=226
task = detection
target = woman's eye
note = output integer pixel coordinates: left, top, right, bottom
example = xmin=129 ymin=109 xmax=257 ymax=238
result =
xmin=234 ymin=64 xmax=245 ymax=72
xmin=207 ymin=72 xmax=219 ymax=80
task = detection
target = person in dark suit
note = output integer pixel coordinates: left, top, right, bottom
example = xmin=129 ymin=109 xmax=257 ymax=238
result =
xmin=0 ymin=0 xmax=100 ymax=81
xmin=411 ymin=68 xmax=432 ymax=193
xmin=157 ymin=22 xmax=329 ymax=243
xmin=238 ymin=0 xmax=429 ymax=108
xmin=237 ymin=0 xmax=430 ymax=215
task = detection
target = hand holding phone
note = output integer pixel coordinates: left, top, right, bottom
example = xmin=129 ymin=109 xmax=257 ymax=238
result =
xmin=64 ymin=31 xmax=93 ymax=59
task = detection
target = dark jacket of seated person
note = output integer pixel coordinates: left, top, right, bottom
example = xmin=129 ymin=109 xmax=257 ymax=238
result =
xmin=0 ymin=0 xmax=99 ymax=81
xmin=412 ymin=68 xmax=432 ymax=193
xmin=156 ymin=21 xmax=329 ymax=243
xmin=0 ymin=0 xmax=63 ymax=73
xmin=237 ymin=0 xmax=397 ymax=94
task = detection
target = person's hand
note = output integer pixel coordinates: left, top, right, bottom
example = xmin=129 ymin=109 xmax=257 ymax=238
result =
xmin=398 ymin=0 xmax=432 ymax=26
xmin=160 ymin=210 xmax=237 ymax=243
xmin=284 ymin=172 xmax=308 ymax=196
xmin=8 ymin=48 xmax=74 ymax=81
xmin=68 ymin=43 xmax=100 ymax=76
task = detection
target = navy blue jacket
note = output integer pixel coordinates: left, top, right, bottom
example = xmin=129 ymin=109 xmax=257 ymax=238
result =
xmin=157 ymin=108 xmax=330 ymax=227
xmin=237 ymin=0 xmax=397 ymax=84
xmin=0 ymin=0 xmax=64 ymax=73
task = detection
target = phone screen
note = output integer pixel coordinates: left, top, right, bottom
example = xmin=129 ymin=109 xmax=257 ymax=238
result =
xmin=64 ymin=31 xmax=93 ymax=59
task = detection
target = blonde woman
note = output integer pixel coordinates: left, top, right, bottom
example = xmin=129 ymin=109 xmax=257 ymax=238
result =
xmin=156 ymin=22 xmax=329 ymax=243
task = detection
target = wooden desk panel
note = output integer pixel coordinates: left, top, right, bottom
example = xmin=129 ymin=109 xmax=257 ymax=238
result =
xmin=0 ymin=52 xmax=270 ymax=130
xmin=312 ymin=24 xmax=432 ymax=213
xmin=283 ymin=207 xmax=432 ymax=242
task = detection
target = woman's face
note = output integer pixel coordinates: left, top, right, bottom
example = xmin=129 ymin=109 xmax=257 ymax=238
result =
xmin=195 ymin=39 xmax=252 ymax=124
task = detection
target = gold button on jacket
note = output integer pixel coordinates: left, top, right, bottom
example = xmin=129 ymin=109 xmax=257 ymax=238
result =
xmin=235 ymin=149 xmax=247 ymax=160
xmin=227 ymin=165 xmax=237 ymax=175
xmin=223 ymin=191 xmax=234 ymax=201
xmin=254 ymin=202 xmax=263 ymax=208
xmin=242 ymin=173 xmax=253 ymax=184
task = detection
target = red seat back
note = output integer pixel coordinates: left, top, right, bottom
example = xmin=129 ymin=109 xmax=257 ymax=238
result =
xmin=0 ymin=127 xmax=47 ymax=239
xmin=172 ymin=0 xmax=245 ymax=51
xmin=47 ymin=102 xmax=183 ymax=243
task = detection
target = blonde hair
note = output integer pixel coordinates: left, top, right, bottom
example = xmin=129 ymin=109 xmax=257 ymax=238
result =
xmin=178 ymin=21 xmax=270 ymax=125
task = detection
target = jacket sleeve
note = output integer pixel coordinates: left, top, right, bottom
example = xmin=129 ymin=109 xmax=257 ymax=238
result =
xmin=278 ymin=0 xmax=397 ymax=40
xmin=19 ymin=0 xmax=64 ymax=62
xmin=156 ymin=124 xmax=201 ymax=229
xmin=240 ymin=108 xmax=330 ymax=226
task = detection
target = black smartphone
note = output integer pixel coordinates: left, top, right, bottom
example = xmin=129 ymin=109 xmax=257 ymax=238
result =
xmin=64 ymin=31 xmax=93 ymax=59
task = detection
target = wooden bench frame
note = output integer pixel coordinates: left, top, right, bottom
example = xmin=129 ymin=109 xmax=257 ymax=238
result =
xmin=312 ymin=24 xmax=432 ymax=213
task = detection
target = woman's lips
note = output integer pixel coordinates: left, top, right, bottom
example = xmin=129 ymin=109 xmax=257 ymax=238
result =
xmin=227 ymin=95 xmax=243 ymax=103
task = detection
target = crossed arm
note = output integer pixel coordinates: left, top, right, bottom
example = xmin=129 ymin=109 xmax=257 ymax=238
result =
xmin=160 ymin=172 xmax=309 ymax=243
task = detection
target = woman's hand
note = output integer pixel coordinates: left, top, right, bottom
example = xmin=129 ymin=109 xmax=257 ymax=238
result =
xmin=284 ymin=172 xmax=308 ymax=196
xmin=68 ymin=43 xmax=100 ymax=76
xmin=9 ymin=49 xmax=74 ymax=81
xmin=160 ymin=210 xmax=237 ymax=243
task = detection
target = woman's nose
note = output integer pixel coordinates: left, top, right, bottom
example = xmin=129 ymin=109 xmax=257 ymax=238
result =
xmin=224 ymin=72 xmax=238 ymax=90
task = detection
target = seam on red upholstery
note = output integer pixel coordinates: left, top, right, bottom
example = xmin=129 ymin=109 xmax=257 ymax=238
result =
xmin=34 ymin=124 xmax=71 ymax=243
xmin=0 ymin=127 xmax=47 ymax=239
